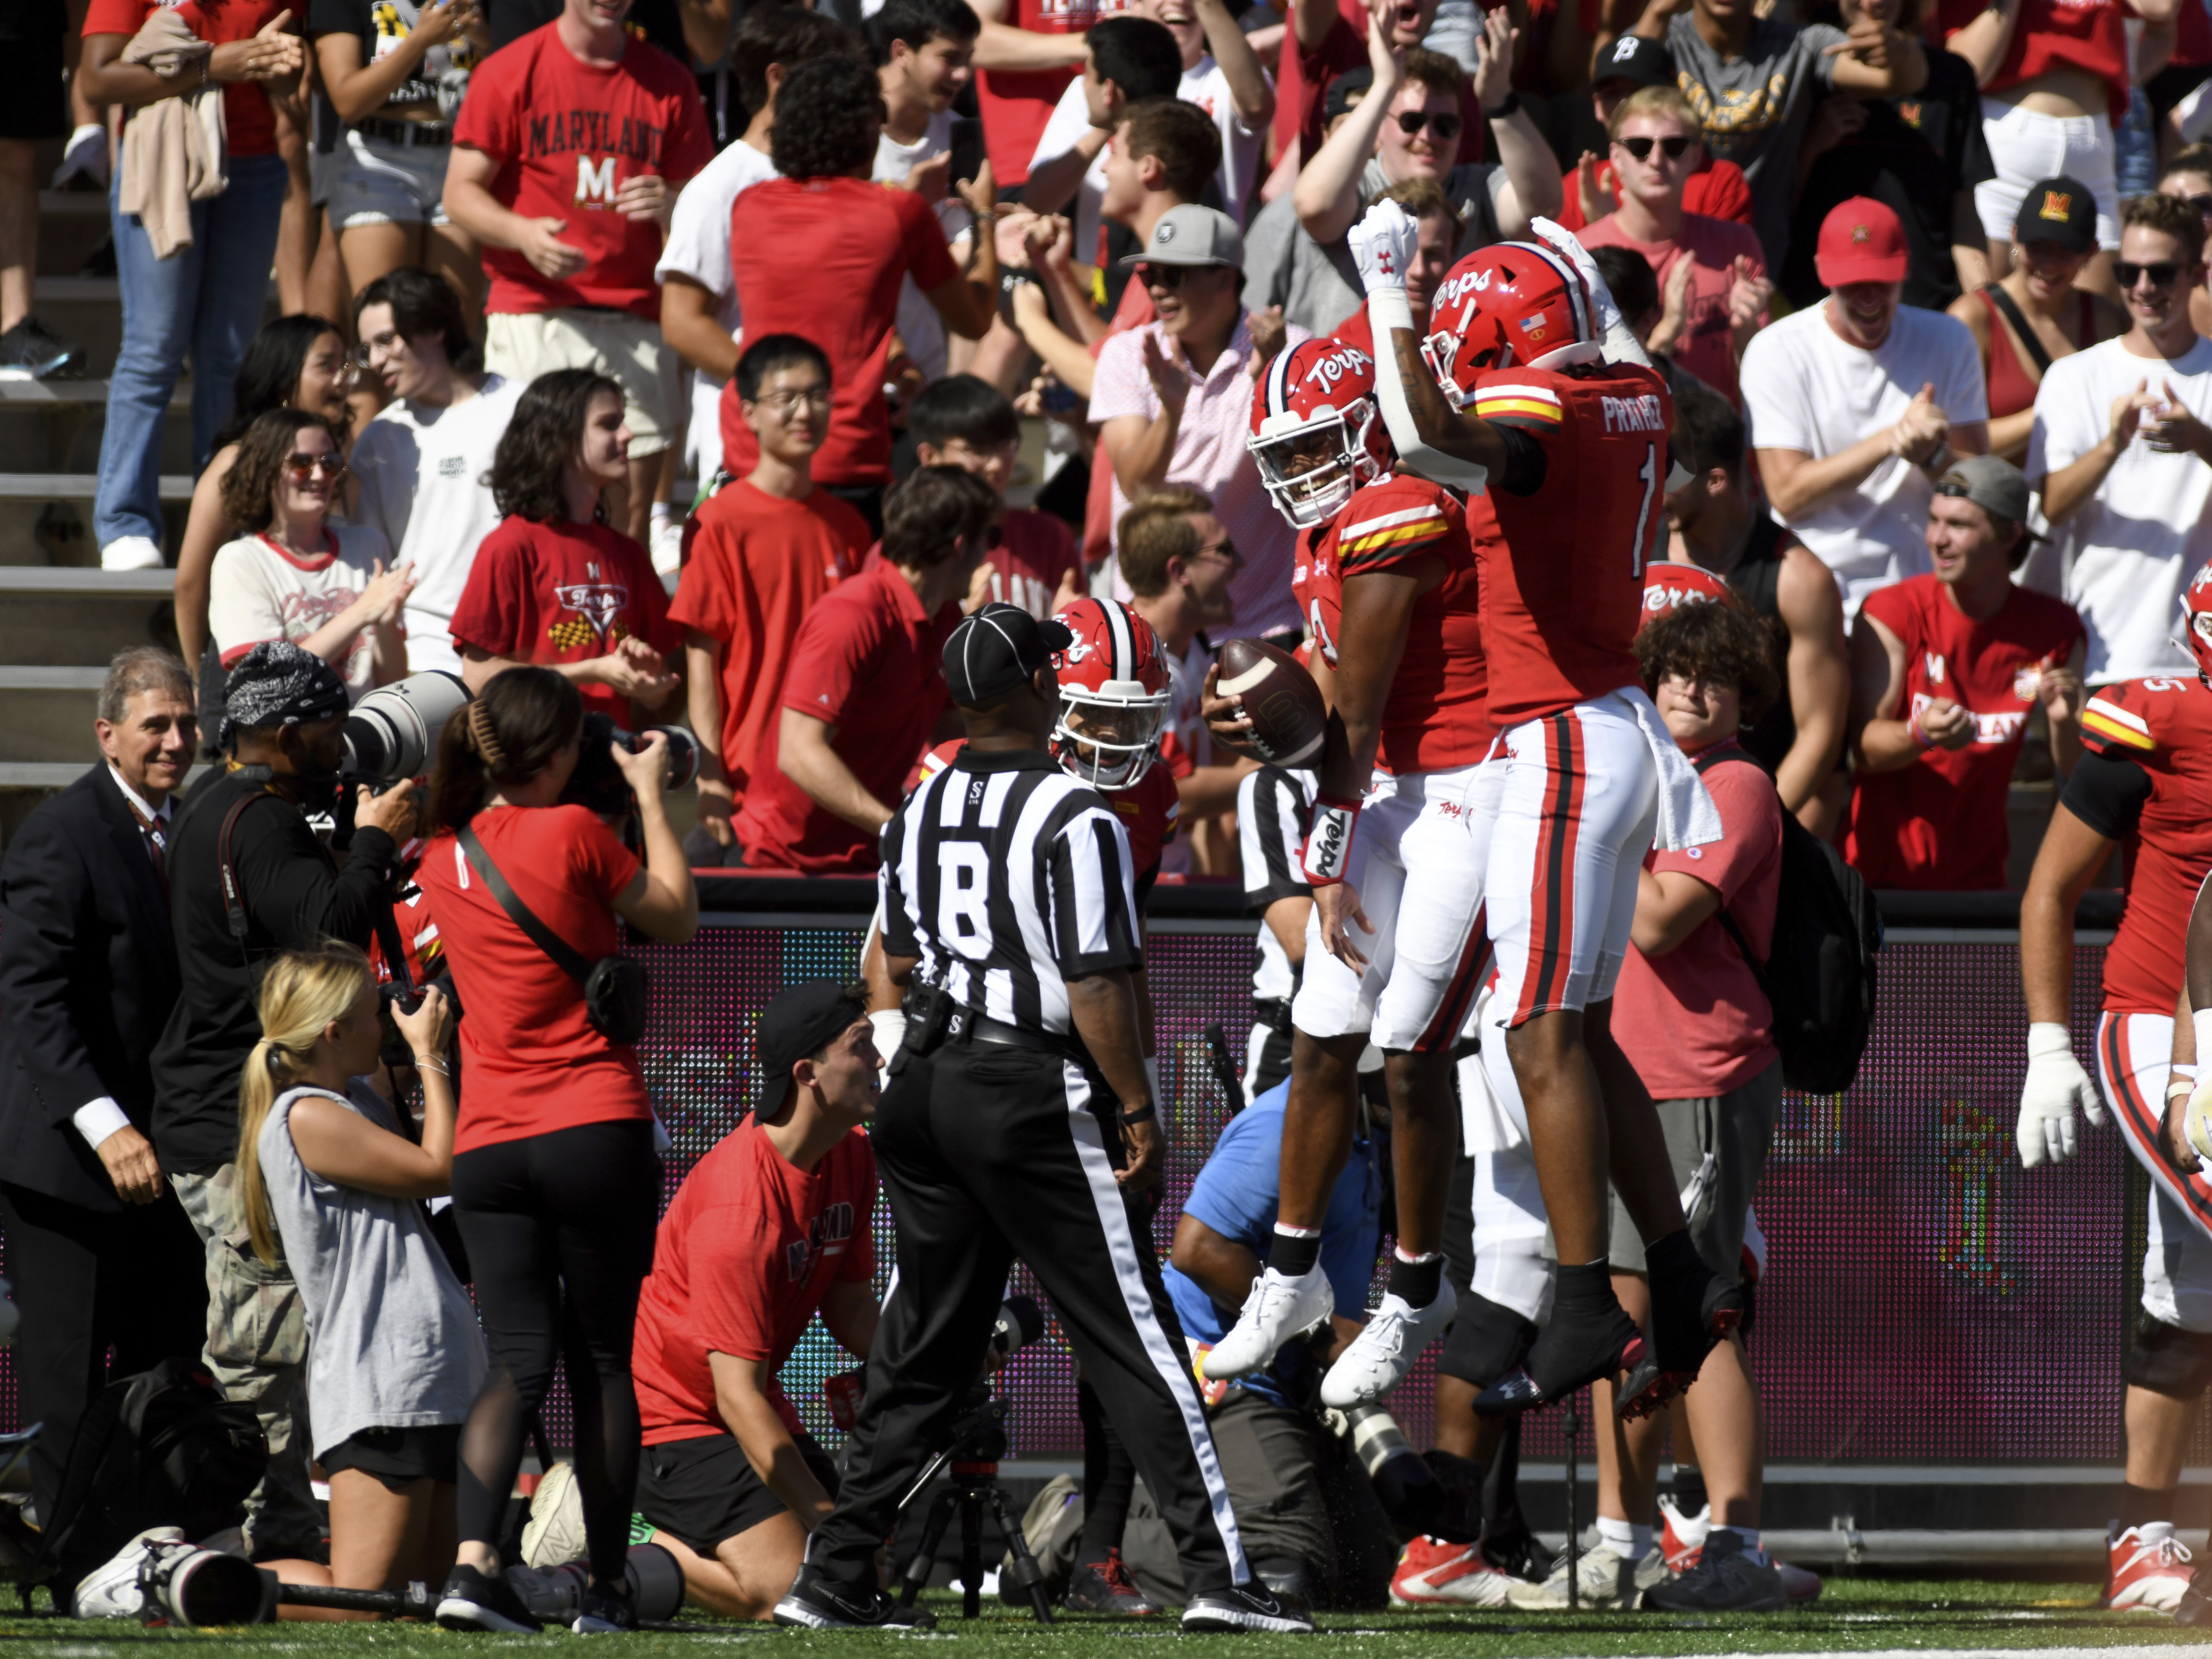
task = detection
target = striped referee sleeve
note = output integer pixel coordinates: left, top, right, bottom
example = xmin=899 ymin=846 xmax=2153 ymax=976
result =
xmin=1045 ymin=803 xmax=1145 ymax=980
xmin=878 ymin=776 xmax=925 ymax=960
xmin=1237 ymin=766 xmax=1314 ymax=912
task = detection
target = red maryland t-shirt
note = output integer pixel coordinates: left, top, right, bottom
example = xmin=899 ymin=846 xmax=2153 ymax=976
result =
xmin=733 ymin=559 xmax=962 ymax=873
xmin=633 ymin=1121 xmax=877 ymax=1442
xmin=84 ymin=0 xmax=287 ymax=155
xmin=669 ymin=482 xmax=869 ymax=804
xmin=447 ymin=517 xmax=680 ymax=727
xmin=416 ymin=805 xmax=646 ymax=1154
xmin=1843 ymin=574 xmax=2085 ymax=890
xmin=452 ymin=21 xmax=713 ymax=319
xmin=1611 ymin=746 xmax=1784 ymax=1098
xmin=720 ymin=178 xmax=961 ymax=486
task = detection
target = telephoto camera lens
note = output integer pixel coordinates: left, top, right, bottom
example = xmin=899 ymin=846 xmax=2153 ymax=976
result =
xmin=145 ymin=1542 xmax=275 ymax=1627
xmin=1337 ymin=1403 xmax=1443 ymax=1530
xmin=628 ymin=725 xmax=701 ymax=792
xmin=340 ymin=670 xmax=471 ymax=785
xmin=990 ymin=1294 xmax=1046 ymax=1357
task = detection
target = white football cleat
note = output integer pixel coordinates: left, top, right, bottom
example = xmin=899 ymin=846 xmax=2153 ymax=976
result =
xmin=1321 ymin=1279 xmax=1456 ymax=1408
xmin=1201 ymin=1265 xmax=1333 ymax=1381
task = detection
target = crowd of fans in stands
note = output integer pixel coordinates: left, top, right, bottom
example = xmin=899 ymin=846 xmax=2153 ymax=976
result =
xmin=16 ymin=0 xmax=2212 ymax=890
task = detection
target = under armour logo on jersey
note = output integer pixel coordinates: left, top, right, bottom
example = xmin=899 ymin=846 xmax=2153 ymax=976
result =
xmin=1924 ymin=652 xmax=1947 ymax=685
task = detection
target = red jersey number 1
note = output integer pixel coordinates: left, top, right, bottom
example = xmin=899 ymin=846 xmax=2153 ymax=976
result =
xmin=1629 ymin=442 xmax=1657 ymax=579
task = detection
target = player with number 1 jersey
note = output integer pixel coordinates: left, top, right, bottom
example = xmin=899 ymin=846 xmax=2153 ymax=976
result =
xmin=1345 ymin=200 xmax=1732 ymax=1421
xmin=1200 ymin=334 xmax=1499 ymax=1410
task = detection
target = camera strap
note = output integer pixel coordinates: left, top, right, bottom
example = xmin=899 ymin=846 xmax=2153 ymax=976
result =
xmin=215 ymin=784 xmax=285 ymax=954
xmin=455 ymin=822 xmax=599 ymax=989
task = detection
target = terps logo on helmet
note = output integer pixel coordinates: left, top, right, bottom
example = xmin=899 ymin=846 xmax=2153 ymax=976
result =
xmin=2039 ymin=190 xmax=2073 ymax=222
xmin=1301 ymin=345 xmax=1374 ymax=394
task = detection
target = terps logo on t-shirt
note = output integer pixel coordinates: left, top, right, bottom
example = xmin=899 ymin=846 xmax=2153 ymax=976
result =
xmin=550 ymin=564 xmax=632 ymax=651
xmin=784 ymin=1201 xmax=857 ymax=1281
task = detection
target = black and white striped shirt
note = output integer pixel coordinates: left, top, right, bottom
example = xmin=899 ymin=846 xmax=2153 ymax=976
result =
xmin=879 ymin=748 xmax=1144 ymax=1035
xmin=1238 ymin=765 xmax=1318 ymax=1002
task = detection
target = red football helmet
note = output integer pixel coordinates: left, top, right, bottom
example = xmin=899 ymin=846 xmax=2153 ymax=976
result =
xmin=1050 ymin=597 xmax=1173 ymax=789
xmin=2183 ymin=563 xmax=2212 ymax=684
xmin=1421 ymin=240 xmax=1601 ymax=401
xmin=1248 ymin=336 xmax=1394 ymax=529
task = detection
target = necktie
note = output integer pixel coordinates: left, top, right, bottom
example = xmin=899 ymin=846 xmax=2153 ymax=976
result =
xmin=126 ymin=799 xmax=169 ymax=897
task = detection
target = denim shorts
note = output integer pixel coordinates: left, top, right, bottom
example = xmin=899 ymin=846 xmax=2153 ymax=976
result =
xmin=330 ymin=129 xmax=451 ymax=229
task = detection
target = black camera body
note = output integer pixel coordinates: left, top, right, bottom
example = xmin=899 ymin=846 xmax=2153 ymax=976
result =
xmin=561 ymin=713 xmax=703 ymax=818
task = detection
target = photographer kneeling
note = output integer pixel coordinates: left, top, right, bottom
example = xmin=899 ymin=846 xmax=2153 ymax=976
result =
xmin=413 ymin=666 xmax=699 ymax=1635
xmin=617 ymin=982 xmax=881 ymax=1620
xmin=236 ymin=946 xmax=484 ymax=1615
xmin=154 ymin=641 xmax=420 ymax=1564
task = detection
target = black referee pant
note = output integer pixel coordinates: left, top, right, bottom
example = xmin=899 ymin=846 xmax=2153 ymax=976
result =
xmin=811 ymin=1033 xmax=1250 ymax=1598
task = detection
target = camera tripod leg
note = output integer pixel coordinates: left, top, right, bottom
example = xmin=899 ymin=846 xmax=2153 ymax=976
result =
xmin=1563 ymin=1395 xmax=1580 ymax=1612
xmin=959 ymin=1496 xmax=983 ymax=1619
xmin=985 ymin=1481 xmax=1055 ymax=1624
xmin=897 ymin=1488 xmax=961 ymax=1608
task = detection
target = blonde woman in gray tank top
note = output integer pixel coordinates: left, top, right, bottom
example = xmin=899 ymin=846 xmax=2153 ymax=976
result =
xmin=233 ymin=943 xmax=485 ymax=1617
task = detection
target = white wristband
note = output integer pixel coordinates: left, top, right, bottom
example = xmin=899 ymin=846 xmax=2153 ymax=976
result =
xmin=1303 ymin=798 xmax=1360 ymax=886
xmin=2027 ymin=1022 xmax=2074 ymax=1060
xmin=869 ymin=1008 xmax=908 ymax=1070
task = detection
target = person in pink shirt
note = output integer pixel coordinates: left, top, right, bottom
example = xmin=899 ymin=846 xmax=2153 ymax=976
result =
xmin=1576 ymin=86 xmax=1770 ymax=407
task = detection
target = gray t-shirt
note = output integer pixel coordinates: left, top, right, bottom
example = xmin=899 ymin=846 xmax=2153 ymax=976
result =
xmin=1667 ymin=13 xmax=1846 ymax=273
xmin=1242 ymin=160 xmax=1510 ymax=335
xmin=260 ymin=1083 xmax=486 ymax=1458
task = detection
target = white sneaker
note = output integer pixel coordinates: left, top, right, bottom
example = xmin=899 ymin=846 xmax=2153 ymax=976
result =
xmin=1504 ymin=1542 xmax=1650 ymax=1611
xmin=53 ymin=123 xmax=110 ymax=189
xmin=2108 ymin=1525 xmax=2196 ymax=1612
xmin=649 ymin=515 xmax=684 ymax=581
xmin=1201 ymin=1264 xmax=1333 ymax=1381
xmin=72 ymin=1525 xmax=186 ymax=1618
xmin=1321 ymin=1278 xmax=1457 ymax=1408
xmin=100 ymin=535 xmax=164 ymax=571
xmin=522 ymin=1459 xmax=588 ymax=1568
xmin=1389 ymin=1537 xmax=1518 ymax=1607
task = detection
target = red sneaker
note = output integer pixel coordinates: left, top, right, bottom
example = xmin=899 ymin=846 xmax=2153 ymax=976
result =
xmin=2107 ymin=1527 xmax=2196 ymax=1613
xmin=1658 ymin=1498 xmax=1708 ymax=1574
xmin=1389 ymin=1536 xmax=1518 ymax=1607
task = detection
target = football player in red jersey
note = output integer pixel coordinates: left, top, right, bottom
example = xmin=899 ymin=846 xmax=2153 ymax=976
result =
xmin=1201 ymin=334 xmax=1497 ymax=1407
xmin=1349 ymin=200 xmax=1732 ymax=1417
xmin=2020 ymin=567 xmax=2212 ymax=1615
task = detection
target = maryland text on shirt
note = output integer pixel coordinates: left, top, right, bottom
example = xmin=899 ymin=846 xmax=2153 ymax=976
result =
xmin=522 ymin=110 xmax=675 ymax=175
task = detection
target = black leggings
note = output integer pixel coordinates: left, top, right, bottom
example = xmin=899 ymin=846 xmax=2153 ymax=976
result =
xmin=451 ymin=1118 xmax=661 ymax=1582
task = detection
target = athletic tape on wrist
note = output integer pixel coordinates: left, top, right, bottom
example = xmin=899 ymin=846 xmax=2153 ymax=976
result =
xmin=1303 ymin=796 xmax=1361 ymax=886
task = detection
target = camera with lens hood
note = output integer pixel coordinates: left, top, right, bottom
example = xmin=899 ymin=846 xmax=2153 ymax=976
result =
xmin=340 ymin=670 xmax=473 ymax=787
xmin=560 ymin=712 xmax=702 ymax=819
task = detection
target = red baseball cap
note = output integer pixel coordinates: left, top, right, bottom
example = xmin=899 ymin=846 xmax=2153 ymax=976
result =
xmin=1815 ymin=197 xmax=1910 ymax=287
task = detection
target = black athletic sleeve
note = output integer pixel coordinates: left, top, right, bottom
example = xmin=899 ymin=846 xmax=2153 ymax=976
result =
xmin=1493 ymin=424 xmax=1548 ymax=496
xmin=1045 ymin=803 xmax=1145 ymax=979
xmin=2060 ymin=746 xmax=2153 ymax=840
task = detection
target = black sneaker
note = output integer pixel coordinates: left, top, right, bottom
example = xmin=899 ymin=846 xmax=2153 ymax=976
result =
xmin=1181 ymin=1583 xmax=1316 ymax=1633
xmin=1642 ymin=1528 xmax=1786 ymax=1614
xmin=1482 ymin=1528 xmax=1550 ymax=1584
xmin=574 ymin=1581 xmax=637 ymax=1633
xmin=2177 ymin=1559 xmax=2212 ymax=1627
xmin=772 ymin=1563 xmax=937 ymax=1629
xmin=437 ymin=1563 xmax=546 ymax=1633
xmin=0 ymin=317 xmax=86 ymax=381
xmin=1064 ymin=1549 xmax=1159 ymax=1615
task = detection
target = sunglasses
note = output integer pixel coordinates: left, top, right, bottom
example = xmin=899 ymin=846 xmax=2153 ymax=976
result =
xmin=1137 ymin=262 xmax=1223 ymax=288
xmin=2183 ymin=192 xmax=2212 ymax=220
xmin=1618 ymin=134 xmax=1692 ymax=160
xmin=1394 ymin=109 xmax=1463 ymax=141
xmin=2115 ymin=259 xmax=2183 ymax=289
xmin=1192 ymin=539 xmax=1242 ymax=568
xmin=284 ymin=452 xmax=347 ymax=482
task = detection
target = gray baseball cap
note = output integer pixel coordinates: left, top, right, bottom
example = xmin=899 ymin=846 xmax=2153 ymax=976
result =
xmin=1118 ymin=204 xmax=1244 ymax=270
xmin=1936 ymin=454 xmax=2046 ymax=541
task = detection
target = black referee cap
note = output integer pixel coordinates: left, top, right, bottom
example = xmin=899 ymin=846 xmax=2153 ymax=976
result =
xmin=942 ymin=602 xmax=1074 ymax=707
xmin=756 ymin=981 xmax=867 ymax=1118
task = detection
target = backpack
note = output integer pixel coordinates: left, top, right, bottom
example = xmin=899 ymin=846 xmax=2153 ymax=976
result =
xmin=1691 ymin=750 xmax=1883 ymax=1095
xmin=25 ymin=1357 xmax=267 ymax=1610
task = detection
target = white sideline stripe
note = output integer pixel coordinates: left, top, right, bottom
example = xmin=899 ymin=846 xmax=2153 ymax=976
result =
xmin=1466 ymin=1650 xmax=2211 ymax=1659
xmin=1062 ymin=1058 xmax=1249 ymax=1580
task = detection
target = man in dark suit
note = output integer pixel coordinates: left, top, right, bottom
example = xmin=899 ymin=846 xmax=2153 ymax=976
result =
xmin=0 ymin=647 xmax=208 ymax=1529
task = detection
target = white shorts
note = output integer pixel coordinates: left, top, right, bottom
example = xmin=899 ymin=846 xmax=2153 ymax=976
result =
xmin=2097 ymin=1010 xmax=2212 ymax=1332
xmin=687 ymin=369 xmax=727 ymax=485
xmin=330 ymin=129 xmax=451 ymax=229
xmin=1290 ymin=758 xmax=1504 ymax=1053
xmin=486 ymin=307 xmax=681 ymax=457
xmin=1975 ymin=98 xmax=2121 ymax=250
xmin=1485 ymin=697 xmax=1659 ymax=1029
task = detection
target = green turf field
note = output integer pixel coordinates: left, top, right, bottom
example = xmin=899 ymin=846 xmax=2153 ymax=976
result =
xmin=0 ymin=1578 xmax=2206 ymax=1657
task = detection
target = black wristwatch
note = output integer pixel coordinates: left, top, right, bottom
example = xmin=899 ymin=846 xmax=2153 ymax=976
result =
xmin=1484 ymin=91 xmax=1521 ymax=120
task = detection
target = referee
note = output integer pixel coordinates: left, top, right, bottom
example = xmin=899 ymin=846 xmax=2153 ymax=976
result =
xmin=774 ymin=605 xmax=1309 ymax=1635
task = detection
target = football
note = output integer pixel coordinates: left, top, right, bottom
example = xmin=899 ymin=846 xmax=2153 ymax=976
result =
xmin=1216 ymin=638 xmax=1328 ymax=768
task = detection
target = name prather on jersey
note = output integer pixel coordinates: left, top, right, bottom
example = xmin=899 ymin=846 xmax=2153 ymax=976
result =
xmin=1601 ymin=393 xmax=1666 ymax=434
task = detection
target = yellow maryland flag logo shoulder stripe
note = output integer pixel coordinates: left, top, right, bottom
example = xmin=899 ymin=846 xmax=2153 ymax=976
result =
xmin=1472 ymin=382 xmax=1564 ymax=425
xmin=1339 ymin=502 xmax=1448 ymax=560
xmin=2082 ymin=694 xmax=2155 ymax=750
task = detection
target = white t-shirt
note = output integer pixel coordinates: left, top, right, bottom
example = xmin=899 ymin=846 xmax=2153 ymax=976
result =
xmin=873 ymin=112 xmax=971 ymax=386
xmin=655 ymin=136 xmax=779 ymax=480
xmin=1738 ymin=302 xmax=1987 ymax=621
xmin=2026 ymin=334 xmax=2212 ymax=684
xmin=208 ymin=523 xmax=393 ymax=700
xmin=1028 ymin=57 xmax=1267 ymax=263
xmin=349 ymin=373 xmax=523 ymax=676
